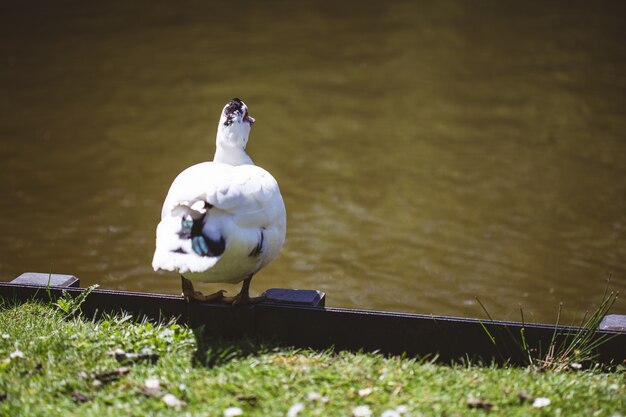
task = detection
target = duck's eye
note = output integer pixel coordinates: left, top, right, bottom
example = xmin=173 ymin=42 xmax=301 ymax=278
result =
xmin=243 ymin=112 xmax=249 ymax=122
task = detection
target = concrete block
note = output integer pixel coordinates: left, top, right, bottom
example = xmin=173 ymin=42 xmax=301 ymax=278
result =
xmin=262 ymin=288 xmax=325 ymax=308
xmin=11 ymin=272 xmax=80 ymax=288
xmin=599 ymin=314 xmax=626 ymax=332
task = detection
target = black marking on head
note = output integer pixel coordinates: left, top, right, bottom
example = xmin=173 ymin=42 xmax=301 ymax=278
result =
xmin=223 ymin=98 xmax=245 ymax=127
xmin=173 ymin=247 xmax=187 ymax=254
xmin=249 ymin=230 xmax=264 ymax=257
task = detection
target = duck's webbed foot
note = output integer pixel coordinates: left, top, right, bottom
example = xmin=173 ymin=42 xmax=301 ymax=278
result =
xmin=222 ymin=293 xmax=266 ymax=306
xmin=181 ymin=276 xmax=226 ymax=302
xmin=222 ymin=275 xmax=266 ymax=306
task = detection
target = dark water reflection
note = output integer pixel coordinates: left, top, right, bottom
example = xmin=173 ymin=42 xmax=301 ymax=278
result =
xmin=1 ymin=0 xmax=625 ymax=322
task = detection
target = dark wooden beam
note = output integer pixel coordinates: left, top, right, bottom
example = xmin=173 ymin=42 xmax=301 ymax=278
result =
xmin=0 ymin=277 xmax=623 ymax=366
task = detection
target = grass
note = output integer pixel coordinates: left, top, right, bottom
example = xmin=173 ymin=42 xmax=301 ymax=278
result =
xmin=476 ymin=287 xmax=620 ymax=371
xmin=537 ymin=289 xmax=619 ymax=371
xmin=0 ymin=301 xmax=624 ymax=417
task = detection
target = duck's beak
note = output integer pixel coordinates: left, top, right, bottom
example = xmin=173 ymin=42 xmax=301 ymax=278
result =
xmin=248 ymin=116 xmax=256 ymax=125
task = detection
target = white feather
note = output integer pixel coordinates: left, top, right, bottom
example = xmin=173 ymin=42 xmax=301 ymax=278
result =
xmin=152 ymin=99 xmax=286 ymax=285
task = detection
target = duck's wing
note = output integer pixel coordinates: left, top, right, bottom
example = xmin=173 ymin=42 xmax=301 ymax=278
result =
xmin=152 ymin=162 xmax=285 ymax=275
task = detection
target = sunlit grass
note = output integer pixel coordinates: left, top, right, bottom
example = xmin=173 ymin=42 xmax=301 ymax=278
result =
xmin=0 ymin=301 xmax=624 ymax=417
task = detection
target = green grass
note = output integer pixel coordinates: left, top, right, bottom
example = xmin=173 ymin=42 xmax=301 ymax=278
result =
xmin=476 ymin=287 xmax=620 ymax=371
xmin=0 ymin=301 xmax=624 ymax=417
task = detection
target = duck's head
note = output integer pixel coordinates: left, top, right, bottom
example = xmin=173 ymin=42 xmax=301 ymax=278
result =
xmin=216 ymin=98 xmax=256 ymax=149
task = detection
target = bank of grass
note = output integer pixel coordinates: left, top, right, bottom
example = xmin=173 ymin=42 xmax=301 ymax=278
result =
xmin=0 ymin=301 xmax=624 ymax=417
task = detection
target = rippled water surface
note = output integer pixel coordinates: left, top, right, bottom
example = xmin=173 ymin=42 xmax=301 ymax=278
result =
xmin=1 ymin=0 xmax=625 ymax=322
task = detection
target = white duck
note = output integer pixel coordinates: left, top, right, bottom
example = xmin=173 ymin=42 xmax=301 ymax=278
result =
xmin=152 ymin=98 xmax=286 ymax=305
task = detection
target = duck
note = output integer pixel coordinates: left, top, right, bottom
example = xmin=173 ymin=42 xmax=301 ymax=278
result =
xmin=152 ymin=98 xmax=286 ymax=305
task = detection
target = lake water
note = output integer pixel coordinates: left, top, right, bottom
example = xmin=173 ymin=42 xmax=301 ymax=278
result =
xmin=1 ymin=0 xmax=625 ymax=323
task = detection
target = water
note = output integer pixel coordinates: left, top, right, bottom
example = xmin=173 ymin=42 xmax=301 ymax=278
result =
xmin=1 ymin=0 xmax=625 ymax=323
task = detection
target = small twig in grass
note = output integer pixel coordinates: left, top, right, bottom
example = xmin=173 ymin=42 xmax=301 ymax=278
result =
xmin=517 ymin=392 xmax=534 ymax=404
xmin=93 ymin=366 xmax=130 ymax=385
xmin=109 ymin=348 xmax=160 ymax=364
xmin=71 ymin=391 xmax=91 ymax=403
xmin=237 ymin=395 xmax=259 ymax=406
xmin=467 ymin=394 xmax=493 ymax=410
